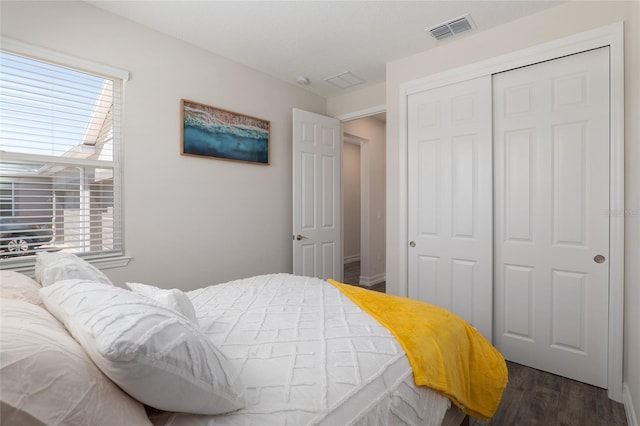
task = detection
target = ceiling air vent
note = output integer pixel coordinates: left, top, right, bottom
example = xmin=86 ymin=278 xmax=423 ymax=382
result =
xmin=325 ymin=71 xmax=365 ymax=89
xmin=427 ymin=14 xmax=474 ymax=40
xmin=449 ymin=17 xmax=472 ymax=34
xmin=429 ymin=25 xmax=453 ymax=40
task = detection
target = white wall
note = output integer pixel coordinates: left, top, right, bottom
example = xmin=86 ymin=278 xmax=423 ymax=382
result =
xmin=343 ymin=142 xmax=361 ymax=263
xmin=343 ymin=117 xmax=386 ymax=285
xmin=0 ymin=1 xmax=326 ymax=288
xmin=327 ymin=82 xmax=385 ymax=118
xmin=386 ymin=0 xmax=639 ymax=420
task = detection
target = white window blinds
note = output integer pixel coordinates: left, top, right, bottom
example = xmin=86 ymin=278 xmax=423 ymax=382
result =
xmin=0 ymin=45 xmax=125 ymax=262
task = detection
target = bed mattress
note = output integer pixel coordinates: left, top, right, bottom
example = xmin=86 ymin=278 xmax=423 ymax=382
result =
xmin=149 ymin=274 xmax=453 ymax=426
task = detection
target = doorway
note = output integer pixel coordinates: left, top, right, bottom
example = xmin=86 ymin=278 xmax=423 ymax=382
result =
xmin=343 ymin=135 xmax=362 ymax=284
xmin=342 ymin=114 xmax=386 ymax=292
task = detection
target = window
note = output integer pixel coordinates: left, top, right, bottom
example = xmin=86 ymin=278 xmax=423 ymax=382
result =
xmin=0 ymin=39 xmax=128 ymax=267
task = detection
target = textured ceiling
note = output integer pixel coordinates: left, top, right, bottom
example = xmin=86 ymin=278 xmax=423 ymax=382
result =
xmin=89 ymin=1 xmax=564 ymax=98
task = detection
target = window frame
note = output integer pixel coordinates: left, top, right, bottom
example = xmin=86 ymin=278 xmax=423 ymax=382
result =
xmin=0 ymin=37 xmax=131 ymax=274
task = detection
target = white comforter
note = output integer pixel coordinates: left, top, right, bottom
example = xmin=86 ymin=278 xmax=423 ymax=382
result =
xmin=149 ymin=274 xmax=451 ymax=426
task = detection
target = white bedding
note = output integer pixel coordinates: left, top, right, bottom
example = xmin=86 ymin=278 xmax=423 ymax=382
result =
xmin=149 ymin=274 xmax=453 ymax=426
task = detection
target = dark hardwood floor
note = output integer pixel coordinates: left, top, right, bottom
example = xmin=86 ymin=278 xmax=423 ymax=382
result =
xmin=343 ymin=262 xmax=627 ymax=426
xmin=343 ymin=260 xmax=386 ymax=292
xmin=471 ymin=361 xmax=627 ymax=426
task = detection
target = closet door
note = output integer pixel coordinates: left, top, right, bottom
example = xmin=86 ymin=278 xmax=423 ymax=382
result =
xmin=407 ymin=76 xmax=493 ymax=341
xmin=493 ymin=47 xmax=610 ymax=387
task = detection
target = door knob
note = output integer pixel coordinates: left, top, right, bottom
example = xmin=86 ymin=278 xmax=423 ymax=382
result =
xmin=294 ymin=234 xmax=308 ymax=241
xmin=594 ymin=254 xmax=606 ymax=264
xmin=409 ymin=241 xmax=416 ymax=247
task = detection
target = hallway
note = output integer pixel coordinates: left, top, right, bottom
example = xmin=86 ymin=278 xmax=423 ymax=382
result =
xmin=343 ymin=261 xmax=386 ymax=293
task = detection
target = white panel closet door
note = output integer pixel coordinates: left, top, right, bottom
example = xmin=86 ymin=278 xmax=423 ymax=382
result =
xmin=493 ymin=47 xmax=609 ymax=387
xmin=407 ymin=76 xmax=493 ymax=341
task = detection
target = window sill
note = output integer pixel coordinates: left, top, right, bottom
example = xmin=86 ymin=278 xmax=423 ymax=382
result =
xmin=0 ymin=254 xmax=132 ymax=278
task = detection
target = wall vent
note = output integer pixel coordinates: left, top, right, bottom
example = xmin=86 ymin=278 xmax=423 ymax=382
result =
xmin=426 ymin=14 xmax=474 ymax=40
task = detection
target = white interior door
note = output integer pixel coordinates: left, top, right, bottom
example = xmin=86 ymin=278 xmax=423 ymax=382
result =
xmin=407 ymin=76 xmax=493 ymax=341
xmin=292 ymin=108 xmax=342 ymax=281
xmin=493 ymin=47 xmax=610 ymax=387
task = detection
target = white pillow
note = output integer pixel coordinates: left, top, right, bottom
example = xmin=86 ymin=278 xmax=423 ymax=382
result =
xmin=39 ymin=279 xmax=245 ymax=415
xmin=35 ymin=252 xmax=113 ymax=286
xmin=0 ymin=298 xmax=151 ymax=426
xmin=0 ymin=270 xmax=43 ymax=307
xmin=126 ymin=282 xmax=198 ymax=324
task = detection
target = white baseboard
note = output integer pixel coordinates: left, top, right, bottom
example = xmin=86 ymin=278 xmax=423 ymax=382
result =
xmin=358 ymin=272 xmax=386 ymax=287
xmin=624 ymin=383 xmax=639 ymax=426
xmin=344 ymin=255 xmax=360 ymax=264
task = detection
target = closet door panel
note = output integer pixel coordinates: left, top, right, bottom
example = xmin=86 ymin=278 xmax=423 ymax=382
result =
xmin=408 ymin=76 xmax=493 ymax=341
xmin=493 ymin=47 xmax=609 ymax=388
xmin=504 ymin=129 xmax=535 ymax=242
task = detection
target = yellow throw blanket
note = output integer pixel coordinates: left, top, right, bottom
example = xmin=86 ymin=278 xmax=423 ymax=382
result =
xmin=328 ymin=280 xmax=507 ymax=421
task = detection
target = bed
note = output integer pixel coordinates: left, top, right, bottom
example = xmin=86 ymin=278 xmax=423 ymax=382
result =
xmin=0 ymin=253 xmax=507 ymax=426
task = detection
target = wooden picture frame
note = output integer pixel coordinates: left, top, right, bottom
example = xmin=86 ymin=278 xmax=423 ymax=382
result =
xmin=181 ymin=99 xmax=270 ymax=165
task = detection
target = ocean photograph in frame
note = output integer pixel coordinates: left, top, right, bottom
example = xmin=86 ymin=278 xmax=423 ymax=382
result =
xmin=181 ymin=99 xmax=270 ymax=165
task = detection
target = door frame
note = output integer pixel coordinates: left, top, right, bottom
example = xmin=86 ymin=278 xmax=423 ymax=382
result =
xmin=343 ymin=132 xmax=366 ymax=273
xmin=337 ymin=105 xmax=387 ymax=286
xmin=398 ymin=22 xmax=624 ymax=401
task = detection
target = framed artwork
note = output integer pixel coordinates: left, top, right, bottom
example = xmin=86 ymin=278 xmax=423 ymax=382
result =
xmin=181 ymin=99 xmax=270 ymax=165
